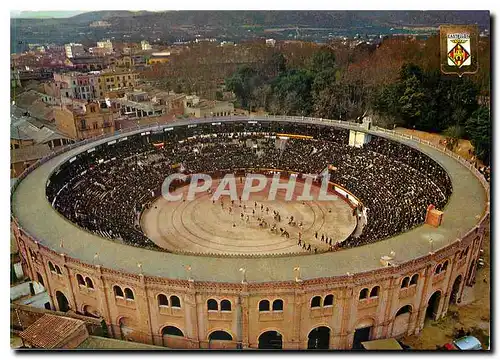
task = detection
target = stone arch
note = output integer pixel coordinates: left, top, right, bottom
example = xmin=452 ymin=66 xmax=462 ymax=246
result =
xmin=311 ymin=295 xmax=322 ymax=308
xmin=158 ymin=293 xmax=169 ymax=306
xmin=410 ymin=274 xmax=419 ymax=285
xmin=258 ymin=329 xmax=283 ymax=349
xmin=207 ymin=298 xmax=218 ymax=311
xmin=82 ymin=304 xmax=100 ymax=318
xmin=467 ymin=259 xmax=477 ymax=283
xmin=55 ymin=290 xmax=70 ymax=312
xmin=353 ymin=317 xmax=375 ymax=349
xmin=392 ymin=305 xmax=413 ymax=338
xmin=426 ymin=290 xmax=442 ymax=320
xmin=450 ymin=274 xmax=463 ymax=305
xmin=161 ymin=325 xmax=184 ymax=337
xmin=259 ymin=299 xmax=270 ymax=311
xmin=307 ymin=325 xmax=332 ymax=349
xmin=208 ymin=329 xmax=234 ymax=341
xmin=118 ymin=316 xmax=135 ymax=340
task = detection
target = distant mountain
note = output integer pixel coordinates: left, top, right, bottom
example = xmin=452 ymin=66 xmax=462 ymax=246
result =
xmin=10 ymin=10 xmax=490 ymax=53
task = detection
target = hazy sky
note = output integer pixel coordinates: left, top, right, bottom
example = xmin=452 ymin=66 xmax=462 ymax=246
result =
xmin=10 ymin=11 xmax=87 ymax=18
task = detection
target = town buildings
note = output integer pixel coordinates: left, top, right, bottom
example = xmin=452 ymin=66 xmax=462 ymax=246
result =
xmin=54 ymin=101 xmax=117 ymax=140
xmin=64 ymin=43 xmax=85 ymax=58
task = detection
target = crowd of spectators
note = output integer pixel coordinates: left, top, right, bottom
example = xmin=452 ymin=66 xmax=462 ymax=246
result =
xmin=47 ymin=121 xmax=452 ymax=252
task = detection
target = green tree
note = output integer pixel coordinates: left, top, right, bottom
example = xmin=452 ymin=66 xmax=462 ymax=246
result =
xmin=398 ymin=74 xmax=426 ymax=128
xmin=443 ymin=125 xmax=465 ymax=151
xmin=465 ymin=106 xmax=491 ymax=165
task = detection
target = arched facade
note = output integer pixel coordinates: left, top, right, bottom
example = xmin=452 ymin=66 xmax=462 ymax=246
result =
xmin=11 ymin=116 xmax=489 ymax=349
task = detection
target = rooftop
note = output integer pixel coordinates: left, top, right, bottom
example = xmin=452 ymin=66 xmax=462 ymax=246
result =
xmin=11 ymin=105 xmax=71 ymax=143
xmin=11 ymin=143 xmax=52 ymax=164
xmin=19 ymin=314 xmax=86 ymax=349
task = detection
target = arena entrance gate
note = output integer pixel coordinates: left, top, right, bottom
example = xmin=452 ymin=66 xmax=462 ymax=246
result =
xmin=426 ymin=291 xmax=442 ymax=320
xmin=258 ymin=330 xmax=282 ymax=349
xmin=307 ymin=326 xmax=330 ymax=349
xmin=352 ymin=326 xmax=372 ymax=349
xmin=55 ymin=291 xmax=69 ymax=312
xmin=449 ymin=275 xmax=463 ymax=305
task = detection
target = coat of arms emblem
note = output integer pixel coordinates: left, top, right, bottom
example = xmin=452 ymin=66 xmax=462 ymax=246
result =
xmin=440 ymin=25 xmax=479 ymax=76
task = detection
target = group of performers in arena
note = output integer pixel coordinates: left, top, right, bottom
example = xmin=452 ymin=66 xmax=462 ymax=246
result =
xmin=214 ymin=195 xmax=341 ymax=254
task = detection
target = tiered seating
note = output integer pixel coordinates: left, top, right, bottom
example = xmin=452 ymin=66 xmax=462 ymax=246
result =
xmin=47 ymin=122 xmax=452 ymax=251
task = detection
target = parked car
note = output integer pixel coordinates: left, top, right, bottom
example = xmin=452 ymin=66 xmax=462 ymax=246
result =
xmin=442 ymin=336 xmax=483 ymax=351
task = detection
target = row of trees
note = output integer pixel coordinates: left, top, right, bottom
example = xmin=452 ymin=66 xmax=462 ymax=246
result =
xmin=225 ymin=43 xmax=490 ymax=164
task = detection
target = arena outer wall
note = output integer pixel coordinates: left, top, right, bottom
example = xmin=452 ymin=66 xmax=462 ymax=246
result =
xmin=11 ymin=116 xmax=490 ymax=350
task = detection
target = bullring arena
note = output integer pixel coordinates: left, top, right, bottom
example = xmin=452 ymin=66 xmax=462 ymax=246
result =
xmin=11 ymin=116 xmax=489 ymax=349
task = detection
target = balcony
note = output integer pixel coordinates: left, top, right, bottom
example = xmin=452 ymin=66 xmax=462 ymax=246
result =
xmin=78 ymin=285 xmax=97 ymax=298
xmin=399 ymin=285 xmax=417 ymax=299
xmin=358 ymin=297 xmax=379 ymax=310
xmin=158 ymin=305 xmax=183 ymax=317
xmin=115 ymin=296 xmax=136 ymax=310
xmin=207 ymin=311 xmax=233 ymax=322
xmin=258 ymin=311 xmax=284 ymax=322
xmin=310 ymin=306 xmax=334 ymax=318
xmin=432 ymin=271 xmax=446 ymax=285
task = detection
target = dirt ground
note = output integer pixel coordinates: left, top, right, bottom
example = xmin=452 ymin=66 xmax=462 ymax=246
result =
xmin=402 ymin=220 xmax=491 ymax=350
xmin=395 ymin=127 xmax=483 ymax=167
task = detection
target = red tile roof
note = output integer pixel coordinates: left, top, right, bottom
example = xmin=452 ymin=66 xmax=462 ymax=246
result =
xmin=19 ymin=314 xmax=86 ymax=349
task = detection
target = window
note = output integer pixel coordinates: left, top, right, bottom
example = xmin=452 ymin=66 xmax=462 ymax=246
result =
xmin=55 ymin=265 xmax=62 ymax=275
xmin=359 ymin=288 xmax=369 ymax=300
xmin=396 ymin=305 xmax=412 ymax=316
xmin=311 ymin=296 xmax=321 ymax=308
xmin=401 ymin=277 xmax=410 ymax=288
xmin=323 ymin=294 xmax=334 ymax=306
xmin=85 ymin=277 xmax=94 ymax=289
xmin=124 ymin=288 xmax=134 ymax=300
xmin=162 ymin=326 xmax=183 ymax=337
xmin=272 ymin=299 xmax=283 ymax=311
xmin=76 ymin=274 xmax=85 ymax=286
xmin=410 ymin=274 xmax=419 ymax=286
xmin=259 ymin=300 xmax=270 ymax=312
xmin=207 ymin=299 xmax=218 ymax=311
xmin=93 ymin=122 xmax=98 ymax=130
xmin=170 ymin=295 xmax=181 ymax=308
xmin=442 ymin=260 xmax=449 ymax=271
xmin=90 ymin=106 xmax=96 ymax=113
xmin=37 ymin=272 xmax=44 ymax=287
xmin=48 ymin=261 xmax=56 ymax=273
xmin=370 ymin=286 xmax=380 ymax=298
xmin=113 ymin=285 xmax=124 ymax=298
xmin=80 ymin=119 xmax=87 ymax=130
xmin=158 ymin=294 xmax=168 ymax=306
xmin=435 ymin=264 xmax=442 ymax=274
xmin=221 ymin=300 xmax=231 ymax=312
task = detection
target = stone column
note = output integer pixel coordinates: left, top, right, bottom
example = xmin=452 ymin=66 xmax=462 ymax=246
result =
xmin=415 ymin=264 xmax=433 ymax=333
xmin=240 ymin=282 xmax=250 ymax=348
xmin=95 ymin=265 xmax=114 ymax=337
xmin=442 ymin=252 xmax=460 ymax=314
xmin=291 ymin=281 xmax=304 ymax=349
xmin=339 ymin=279 xmax=355 ymax=349
xmin=60 ymin=253 xmax=77 ymax=312
xmin=184 ymin=280 xmax=200 ymax=349
xmin=381 ymin=275 xmax=400 ymax=338
xmin=139 ymin=274 xmax=155 ymax=344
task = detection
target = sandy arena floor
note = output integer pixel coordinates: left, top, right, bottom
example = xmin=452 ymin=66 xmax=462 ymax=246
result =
xmin=141 ymin=179 xmax=357 ymax=255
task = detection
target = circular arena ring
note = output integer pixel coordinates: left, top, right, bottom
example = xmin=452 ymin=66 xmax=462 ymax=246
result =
xmin=11 ymin=116 xmax=489 ymax=350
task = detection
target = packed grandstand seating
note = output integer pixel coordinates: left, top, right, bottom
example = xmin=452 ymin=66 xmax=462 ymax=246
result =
xmin=46 ymin=121 xmax=453 ymax=251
